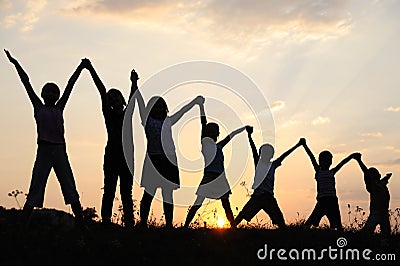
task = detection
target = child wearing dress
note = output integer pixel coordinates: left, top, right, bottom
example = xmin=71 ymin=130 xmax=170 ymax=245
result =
xmin=135 ymin=87 xmax=204 ymax=228
xmin=184 ymin=101 xmax=250 ymax=228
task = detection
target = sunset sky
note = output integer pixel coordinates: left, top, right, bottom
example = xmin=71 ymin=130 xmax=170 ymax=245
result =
xmin=1 ymin=0 xmax=399 ymax=227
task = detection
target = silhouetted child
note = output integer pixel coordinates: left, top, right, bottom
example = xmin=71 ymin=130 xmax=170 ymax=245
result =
xmin=83 ymin=59 xmax=137 ymax=228
xmin=234 ymin=134 xmax=304 ymax=228
xmin=4 ymin=49 xmax=85 ymax=229
xmin=184 ymin=102 xmax=249 ymax=228
xmin=135 ymin=87 xmax=204 ymax=228
xmin=301 ymin=139 xmax=358 ymax=229
xmin=354 ymin=153 xmax=392 ymax=238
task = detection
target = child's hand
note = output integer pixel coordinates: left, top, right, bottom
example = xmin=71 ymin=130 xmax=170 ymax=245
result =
xmin=385 ymin=173 xmax=392 ymax=178
xmin=81 ymin=58 xmax=91 ymax=69
xmin=299 ymin=138 xmax=306 ymax=146
xmin=195 ymin=95 xmax=205 ymax=105
xmin=352 ymin=152 xmax=362 ymax=160
xmin=130 ymin=69 xmax=139 ymax=81
xmin=245 ymin=126 xmax=253 ymax=134
xmin=4 ymin=49 xmax=17 ymax=64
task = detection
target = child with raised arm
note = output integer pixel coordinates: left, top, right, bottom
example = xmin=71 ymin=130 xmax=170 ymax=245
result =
xmin=301 ymin=139 xmax=358 ymax=230
xmin=83 ymin=59 xmax=137 ymax=228
xmin=4 ymin=49 xmax=85 ymax=229
xmin=184 ymin=102 xmax=250 ymax=228
xmin=135 ymin=86 xmax=204 ymax=228
xmin=354 ymin=153 xmax=392 ymax=238
xmin=233 ymin=131 xmax=304 ymax=228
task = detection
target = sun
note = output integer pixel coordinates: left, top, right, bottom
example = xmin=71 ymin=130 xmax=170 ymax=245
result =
xmin=216 ymin=218 xmax=225 ymax=228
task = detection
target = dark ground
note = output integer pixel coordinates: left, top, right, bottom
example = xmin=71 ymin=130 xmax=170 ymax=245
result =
xmin=0 ymin=207 xmax=399 ymax=266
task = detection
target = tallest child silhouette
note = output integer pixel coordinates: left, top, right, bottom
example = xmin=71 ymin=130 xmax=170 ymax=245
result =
xmin=83 ymin=59 xmax=137 ymax=228
xmin=4 ymin=49 xmax=85 ymax=229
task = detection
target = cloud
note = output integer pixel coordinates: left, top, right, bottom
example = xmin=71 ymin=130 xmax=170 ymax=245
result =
xmin=359 ymin=132 xmax=383 ymax=138
xmin=63 ymin=0 xmax=354 ymax=50
xmin=374 ymin=158 xmax=400 ymax=167
xmin=385 ymin=146 xmax=400 ymax=153
xmin=312 ymin=116 xmax=330 ymax=126
xmin=269 ymin=101 xmax=285 ymax=113
xmin=1 ymin=0 xmax=47 ymax=31
xmin=0 ymin=0 xmax=12 ymax=9
xmin=280 ymin=119 xmax=299 ymax=129
xmin=384 ymin=106 xmax=400 ymax=112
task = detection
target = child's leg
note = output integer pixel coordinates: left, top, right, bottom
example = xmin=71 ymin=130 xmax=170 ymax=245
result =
xmin=52 ymin=145 xmax=80 ymax=205
xmin=234 ymin=195 xmax=263 ymax=227
xmin=100 ymin=155 xmax=119 ymax=224
xmin=264 ymin=197 xmax=286 ymax=228
xmin=52 ymin=145 xmax=83 ymax=226
xmin=161 ymin=188 xmax=174 ymax=228
xmin=361 ymin=213 xmax=379 ymax=235
xmin=379 ymin=212 xmax=391 ymax=238
xmin=304 ymin=201 xmax=325 ymax=228
xmin=139 ymin=187 xmax=156 ymax=228
xmin=26 ymin=145 xmax=53 ymax=208
xmin=325 ymin=197 xmax=342 ymax=230
xmin=184 ymin=195 xmax=205 ymax=227
xmin=221 ymin=197 xmax=234 ymax=227
xmin=118 ymin=160 xmax=134 ymax=227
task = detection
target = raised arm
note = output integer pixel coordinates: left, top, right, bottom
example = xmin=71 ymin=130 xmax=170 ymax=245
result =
xmin=4 ymin=49 xmax=41 ymax=108
xmin=82 ymin=58 xmax=110 ymax=112
xmin=353 ymin=153 xmax=368 ymax=173
xmin=134 ymin=86 xmax=148 ymax=125
xmin=57 ymin=59 xmax=85 ymax=111
xmin=276 ymin=138 xmax=304 ymax=164
xmin=332 ymin=152 xmax=358 ymax=174
xmin=128 ymin=69 xmax=139 ymax=104
xmin=170 ymin=96 xmax=204 ymax=125
xmin=380 ymin=173 xmax=392 ymax=185
xmin=199 ymin=102 xmax=207 ymax=138
xmin=246 ymin=126 xmax=259 ymax=166
xmin=218 ymin=126 xmax=247 ymax=148
xmin=301 ymin=140 xmax=319 ymax=172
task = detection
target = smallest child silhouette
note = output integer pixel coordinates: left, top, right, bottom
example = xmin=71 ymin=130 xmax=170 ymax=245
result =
xmin=354 ymin=153 xmax=392 ymax=238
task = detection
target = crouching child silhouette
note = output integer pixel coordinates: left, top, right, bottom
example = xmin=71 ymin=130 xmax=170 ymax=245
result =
xmin=4 ymin=49 xmax=85 ymax=230
xmin=354 ymin=153 xmax=392 ymax=239
xmin=233 ymin=132 xmax=304 ymax=228
xmin=301 ymin=139 xmax=358 ymax=230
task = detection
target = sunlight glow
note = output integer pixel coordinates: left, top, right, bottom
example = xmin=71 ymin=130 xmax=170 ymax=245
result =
xmin=217 ymin=218 xmax=225 ymax=228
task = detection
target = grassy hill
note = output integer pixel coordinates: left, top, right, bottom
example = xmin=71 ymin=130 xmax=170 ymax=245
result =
xmin=0 ymin=206 xmax=399 ymax=266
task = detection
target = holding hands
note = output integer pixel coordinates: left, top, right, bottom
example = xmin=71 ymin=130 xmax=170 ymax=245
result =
xmin=299 ymin=138 xmax=306 ymax=146
xmin=245 ymin=126 xmax=253 ymax=134
xmin=195 ymin=95 xmax=205 ymax=105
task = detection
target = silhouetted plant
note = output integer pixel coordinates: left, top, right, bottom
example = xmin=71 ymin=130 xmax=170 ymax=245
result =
xmin=7 ymin=190 xmax=25 ymax=209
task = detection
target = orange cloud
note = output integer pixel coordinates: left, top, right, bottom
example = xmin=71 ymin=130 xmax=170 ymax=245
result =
xmin=312 ymin=116 xmax=330 ymax=126
xmin=359 ymin=132 xmax=383 ymax=138
xmin=62 ymin=0 xmax=354 ymax=48
xmin=384 ymin=106 xmax=400 ymax=112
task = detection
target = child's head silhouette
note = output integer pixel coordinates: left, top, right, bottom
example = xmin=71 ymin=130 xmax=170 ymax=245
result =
xmin=107 ymin=88 xmax=126 ymax=110
xmin=204 ymin=123 xmax=219 ymax=141
xmin=148 ymin=96 xmax=168 ymax=120
xmin=41 ymin=82 xmax=60 ymax=106
xmin=368 ymin=167 xmax=381 ymax=181
xmin=259 ymin=144 xmax=274 ymax=162
xmin=319 ymin=150 xmax=333 ymax=169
